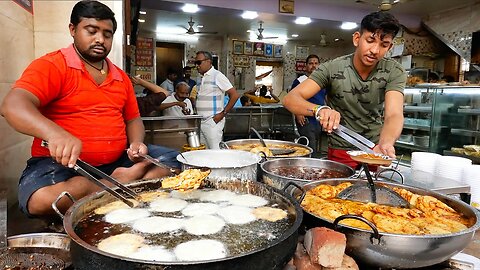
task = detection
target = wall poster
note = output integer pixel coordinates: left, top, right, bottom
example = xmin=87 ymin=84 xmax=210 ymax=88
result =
xmin=244 ymin=42 xmax=253 ymax=55
xmin=233 ymin=40 xmax=244 ymax=55
xmin=264 ymin=44 xmax=273 ymax=57
xmin=254 ymin=42 xmax=265 ymax=55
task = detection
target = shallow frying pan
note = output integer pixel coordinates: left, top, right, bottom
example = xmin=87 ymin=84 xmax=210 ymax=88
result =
xmin=1 ymin=233 xmax=71 ymax=270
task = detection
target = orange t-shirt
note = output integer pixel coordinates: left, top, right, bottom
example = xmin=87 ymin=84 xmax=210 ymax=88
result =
xmin=13 ymin=44 xmax=140 ymax=166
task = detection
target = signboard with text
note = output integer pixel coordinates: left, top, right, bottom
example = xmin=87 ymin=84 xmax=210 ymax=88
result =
xmin=135 ymin=37 xmax=154 ymax=67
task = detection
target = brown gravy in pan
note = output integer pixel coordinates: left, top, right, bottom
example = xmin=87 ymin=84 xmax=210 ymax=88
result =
xmin=270 ymin=166 xmax=348 ymax=180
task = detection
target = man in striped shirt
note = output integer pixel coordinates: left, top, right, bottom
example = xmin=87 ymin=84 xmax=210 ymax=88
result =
xmin=193 ymin=51 xmax=239 ymax=149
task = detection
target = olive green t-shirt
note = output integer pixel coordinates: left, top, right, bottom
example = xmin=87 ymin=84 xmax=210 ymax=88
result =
xmin=310 ymin=54 xmax=406 ymax=149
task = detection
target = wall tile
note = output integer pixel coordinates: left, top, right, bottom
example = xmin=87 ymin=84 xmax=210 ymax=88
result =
xmin=0 ymin=2 xmax=33 ymax=30
xmin=0 ymin=141 xmax=31 ymax=205
xmin=0 ymin=11 xmax=34 ymax=83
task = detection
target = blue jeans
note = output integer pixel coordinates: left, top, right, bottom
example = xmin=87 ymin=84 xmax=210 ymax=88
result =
xmin=18 ymin=144 xmax=179 ymax=215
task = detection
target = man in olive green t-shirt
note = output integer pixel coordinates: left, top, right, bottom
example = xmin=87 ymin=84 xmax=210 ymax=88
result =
xmin=283 ymin=11 xmax=406 ymax=168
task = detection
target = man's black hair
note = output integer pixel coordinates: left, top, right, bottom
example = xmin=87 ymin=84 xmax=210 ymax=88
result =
xmin=240 ymin=96 xmax=250 ymax=106
xmin=306 ymin=54 xmax=320 ymax=63
xmin=71 ymin=0 xmax=117 ymax=33
xmin=360 ymin=11 xmax=401 ymax=39
xmin=183 ymin=66 xmax=192 ymax=71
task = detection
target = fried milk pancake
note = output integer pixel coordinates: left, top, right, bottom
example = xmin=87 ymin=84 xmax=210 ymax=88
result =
xmin=130 ymin=245 xmax=176 ymax=261
xmin=181 ymin=202 xmax=220 ymax=217
xmin=137 ymin=191 xmax=169 ymax=202
xmin=94 ymin=199 xmax=140 ymax=215
xmin=199 ymin=189 xmax=237 ymax=203
xmin=174 ymin=239 xmax=227 ymax=261
xmin=217 ymin=205 xmax=256 ymax=225
xmin=252 ymin=207 xmax=287 ymax=222
xmin=150 ymin=197 xmax=188 ymax=213
xmin=104 ymin=208 xmax=150 ymax=224
xmin=229 ymin=194 xmax=268 ymax=208
xmin=132 ymin=216 xmax=184 ymax=234
xmin=97 ymin=233 xmax=145 ymax=257
xmin=184 ymin=215 xmax=226 ymax=235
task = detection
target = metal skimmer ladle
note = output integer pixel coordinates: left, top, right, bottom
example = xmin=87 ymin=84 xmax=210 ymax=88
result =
xmin=337 ymin=164 xmax=410 ymax=208
xmin=250 ymin=127 xmax=295 ymax=155
xmin=332 ymin=126 xmax=409 ymax=208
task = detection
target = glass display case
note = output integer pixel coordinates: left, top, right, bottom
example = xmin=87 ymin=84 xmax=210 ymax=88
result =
xmin=398 ymin=85 xmax=480 ymax=164
xmin=396 ymin=84 xmax=480 ymax=163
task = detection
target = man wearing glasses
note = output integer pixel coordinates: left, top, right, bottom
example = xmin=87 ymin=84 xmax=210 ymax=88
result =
xmin=193 ymin=51 xmax=239 ymax=149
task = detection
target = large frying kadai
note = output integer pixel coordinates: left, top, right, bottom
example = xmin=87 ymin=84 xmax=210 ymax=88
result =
xmin=292 ymin=178 xmax=480 ymax=269
xmin=56 ymin=177 xmax=303 ymax=270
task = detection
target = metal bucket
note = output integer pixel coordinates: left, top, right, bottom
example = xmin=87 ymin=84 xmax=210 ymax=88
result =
xmin=177 ymin=149 xmax=262 ymax=180
xmin=185 ymin=131 xmax=201 ymax=147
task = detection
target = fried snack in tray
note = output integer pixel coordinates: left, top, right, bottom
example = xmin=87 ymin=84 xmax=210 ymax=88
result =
xmin=347 ymin=151 xmax=393 ymax=166
xmin=250 ymin=146 xmax=273 ymax=157
xmin=301 ymin=182 xmax=474 ymax=235
xmin=230 ymin=143 xmax=310 ymax=157
xmin=161 ymin=168 xmax=211 ymax=191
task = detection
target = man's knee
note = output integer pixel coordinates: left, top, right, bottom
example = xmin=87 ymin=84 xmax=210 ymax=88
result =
xmin=27 ymin=189 xmax=59 ymax=216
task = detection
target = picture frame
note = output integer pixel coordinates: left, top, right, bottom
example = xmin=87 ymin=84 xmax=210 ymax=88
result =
xmin=279 ymin=0 xmax=294 ymax=14
xmin=264 ymin=44 xmax=273 ymax=57
xmin=295 ymin=45 xmax=309 ymax=60
xmin=244 ymin=41 xmax=253 ymax=55
xmin=254 ymin=42 xmax=265 ymax=55
xmin=274 ymin=45 xmax=283 ymax=58
xmin=233 ymin=55 xmax=250 ymax=67
xmin=233 ymin=40 xmax=244 ymax=55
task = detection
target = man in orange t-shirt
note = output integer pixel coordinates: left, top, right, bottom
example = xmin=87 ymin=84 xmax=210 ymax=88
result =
xmin=0 ymin=0 xmax=179 ymax=217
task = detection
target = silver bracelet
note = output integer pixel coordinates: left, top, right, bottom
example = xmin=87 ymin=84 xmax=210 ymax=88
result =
xmin=314 ymin=105 xmax=331 ymax=121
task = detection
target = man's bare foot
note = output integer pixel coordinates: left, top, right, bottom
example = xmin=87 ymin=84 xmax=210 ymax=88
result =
xmin=111 ymin=161 xmax=151 ymax=183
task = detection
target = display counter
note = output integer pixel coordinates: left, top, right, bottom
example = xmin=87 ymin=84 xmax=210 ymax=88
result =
xmin=399 ymin=85 xmax=480 ymax=164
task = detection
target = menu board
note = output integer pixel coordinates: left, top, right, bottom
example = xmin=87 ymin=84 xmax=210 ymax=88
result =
xmin=136 ymin=37 xmax=154 ymax=67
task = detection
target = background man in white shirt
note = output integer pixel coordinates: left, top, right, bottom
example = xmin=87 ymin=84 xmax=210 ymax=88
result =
xmin=159 ymin=82 xmax=193 ymax=116
xmin=193 ymin=51 xmax=239 ymax=149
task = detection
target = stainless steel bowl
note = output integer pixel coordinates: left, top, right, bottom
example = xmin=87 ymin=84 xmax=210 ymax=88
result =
xmin=260 ymin=158 xmax=355 ymax=190
xmin=221 ymin=138 xmax=313 ymax=159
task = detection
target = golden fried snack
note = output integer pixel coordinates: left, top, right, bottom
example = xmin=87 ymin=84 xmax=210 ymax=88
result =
xmin=137 ymin=190 xmax=169 ymax=202
xmin=302 ymin=182 xmax=474 ymax=235
xmin=94 ymin=199 xmax=139 ymax=215
xmin=161 ymin=168 xmax=210 ymax=191
xmin=250 ymin=146 xmax=273 ymax=157
xmin=252 ymin=206 xmax=288 ymax=222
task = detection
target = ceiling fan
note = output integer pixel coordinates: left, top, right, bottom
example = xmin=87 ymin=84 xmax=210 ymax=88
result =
xmin=256 ymin=21 xmax=278 ymax=40
xmin=183 ymin=17 xmax=218 ymax=35
xmin=355 ymin=0 xmax=412 ymax=11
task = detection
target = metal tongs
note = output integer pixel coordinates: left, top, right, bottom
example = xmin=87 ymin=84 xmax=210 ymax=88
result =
xmin=333 ymin=124 xmax=375 ymax=154
xmin=137 ymin=153 xmax=177 ymax=175
xmin=331 ymin=127 xmax=409 ymax=207
xmin=41 ymin=141 xmax=138 ymax=207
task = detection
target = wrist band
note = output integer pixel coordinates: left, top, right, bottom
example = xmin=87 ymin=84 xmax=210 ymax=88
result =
xmin=314 ymin=105 xmax=331 ymax=121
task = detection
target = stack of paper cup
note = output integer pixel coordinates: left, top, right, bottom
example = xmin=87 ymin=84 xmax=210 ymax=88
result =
xmin=410 ymin=152 xmax=440 ymax=174
xmin=462 ymin=165 xmax=480 ymax=209
xmin=434 ymin=156 xmax=472 ymax=183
